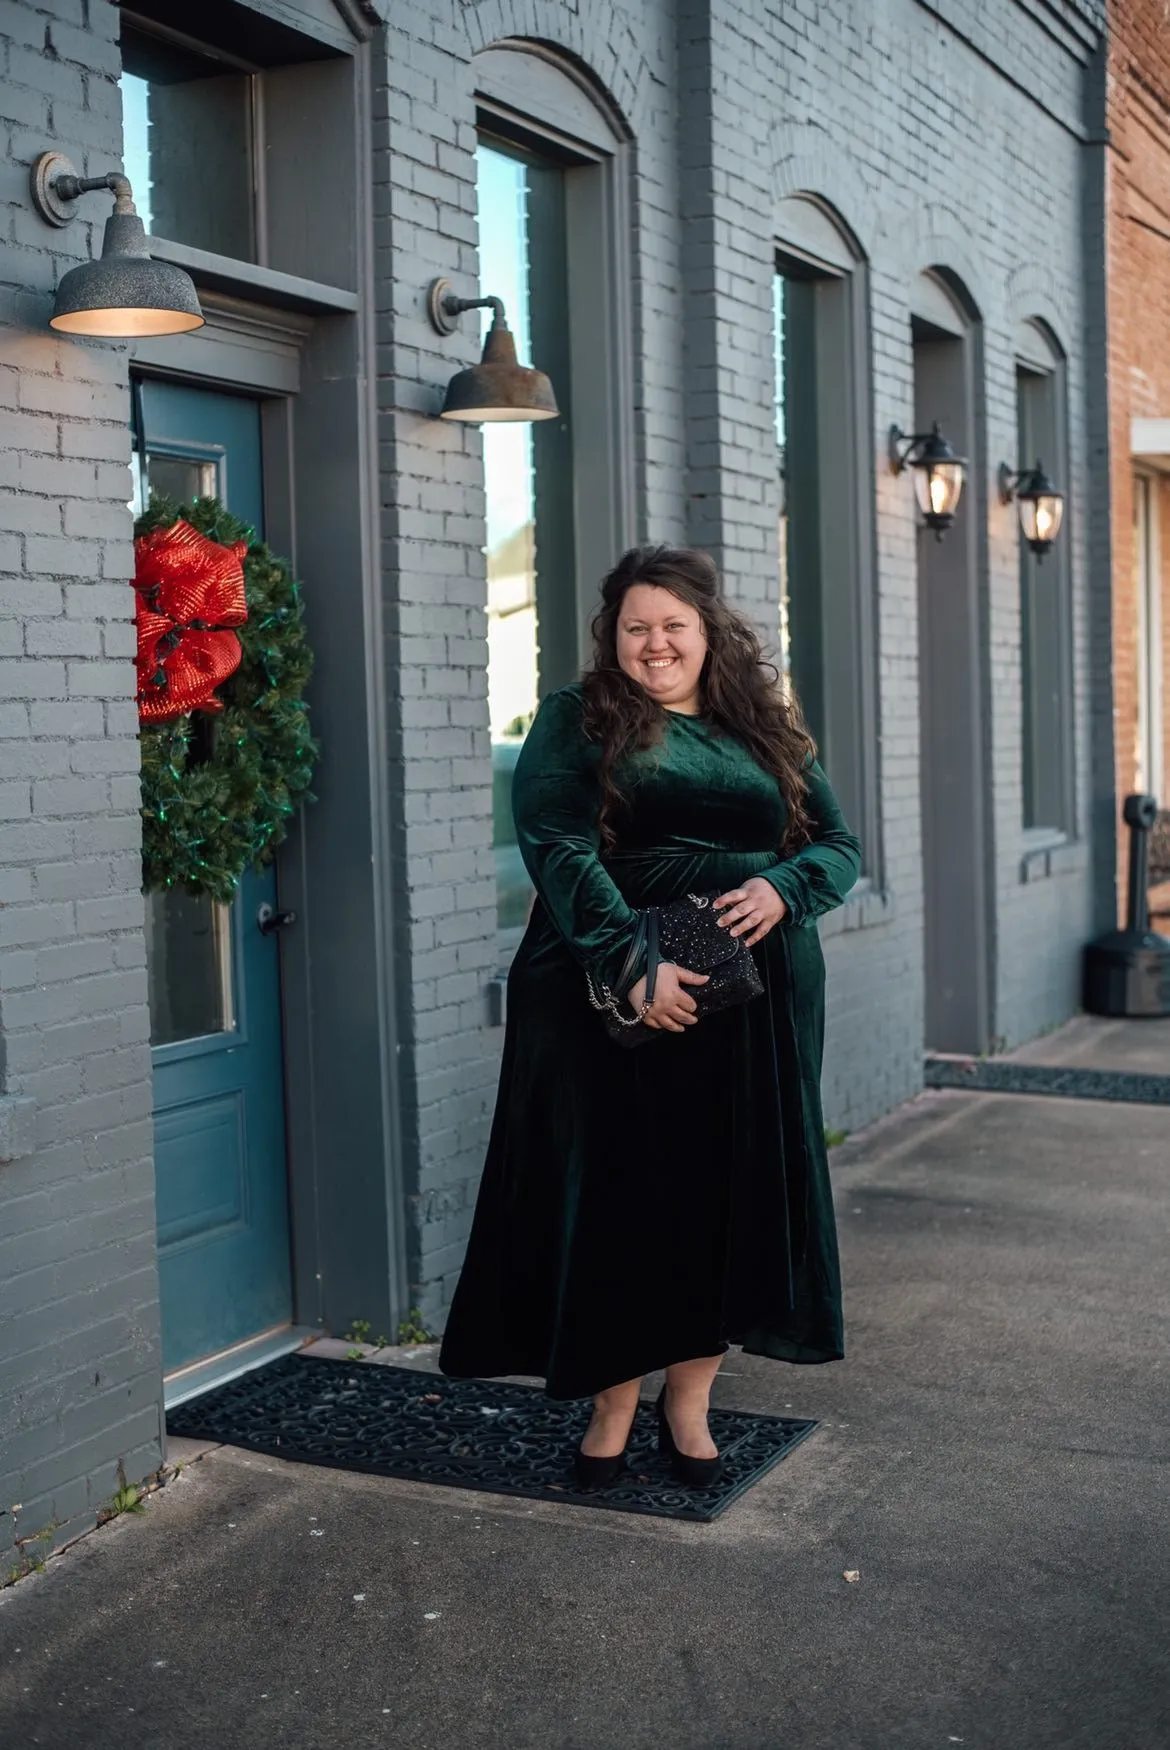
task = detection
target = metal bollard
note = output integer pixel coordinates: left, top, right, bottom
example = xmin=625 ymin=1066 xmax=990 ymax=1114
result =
xmin=1082 ymin=794 xmax=1170 ymax=1017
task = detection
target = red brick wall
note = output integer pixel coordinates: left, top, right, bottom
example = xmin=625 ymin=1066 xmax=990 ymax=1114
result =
xmin=1107 ymin=0 xmax=1170 ymax=916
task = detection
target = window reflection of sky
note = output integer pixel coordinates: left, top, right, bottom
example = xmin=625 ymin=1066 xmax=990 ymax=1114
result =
xmin=478 ymin=143 xmax=539 ymax=742
xmin=478 ymin=147 xmax=534 ymax=555
xmin=773 ymin=274 xmax=786 ymax=450
xmin=478 ymin=140 xmax=542 ymax=927
xmin=121 ymin=73 xmax=153 ymax=232
xmin=774 ymin=275 xmax=791 ymax=675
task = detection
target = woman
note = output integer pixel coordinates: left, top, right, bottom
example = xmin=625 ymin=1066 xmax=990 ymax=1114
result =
xmin=439 ymin=545 xmax=861 ymax=1489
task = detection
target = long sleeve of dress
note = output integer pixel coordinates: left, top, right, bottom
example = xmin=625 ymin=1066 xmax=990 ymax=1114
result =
xmin=511 ymin=687 xmax=643 ymax=993
xmin=758 ymin=760 xmax=862 ymax=926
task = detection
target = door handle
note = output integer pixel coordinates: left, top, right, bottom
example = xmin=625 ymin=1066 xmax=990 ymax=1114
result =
xmin=257 ymin=903 xmax=297 ymax=936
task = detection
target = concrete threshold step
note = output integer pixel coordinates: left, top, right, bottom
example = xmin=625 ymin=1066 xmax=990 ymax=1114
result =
xmin=924 ymin=1054 xmax=1170 ymax=1105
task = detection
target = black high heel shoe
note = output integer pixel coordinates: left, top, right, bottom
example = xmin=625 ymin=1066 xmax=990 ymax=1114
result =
xmin=573 ymin=1447 xmax=628 ymax=1490
xmin=656 ymin=1387 xmax=725 ymax=1489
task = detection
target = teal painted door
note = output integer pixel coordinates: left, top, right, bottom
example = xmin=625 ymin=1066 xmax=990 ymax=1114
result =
xmin=136 ymin=380 xmax=293 ymax=1374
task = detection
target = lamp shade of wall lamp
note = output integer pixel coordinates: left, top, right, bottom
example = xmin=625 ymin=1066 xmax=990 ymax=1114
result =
xmin=427 ymin=278 xmax=558 ymax=423
xmin=999 ymin=459 xmax=1064 ymax=560
xmin=31 ymin=153 xmax=203 ymax=339
xmin=889 ymin=421 xmax=967 ymax=538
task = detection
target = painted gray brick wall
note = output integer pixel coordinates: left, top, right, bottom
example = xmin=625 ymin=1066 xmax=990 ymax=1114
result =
xmin=0 ymin=0 xmax=1110 ymax=1525
xmin=377 ymin=0 xmax=1106 ymax=1329
xmin=0 ymin=0 xmax=160 ymax=1565
xmin=748 ymin=0 xmax=1105 ymax=1091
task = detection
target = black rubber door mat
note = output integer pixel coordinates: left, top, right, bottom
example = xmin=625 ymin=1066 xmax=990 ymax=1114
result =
xmin=167 ymin=1354 xmax=817 ymax=1523
xmin=925 ymin=1056 xmax=1170 ymax=1105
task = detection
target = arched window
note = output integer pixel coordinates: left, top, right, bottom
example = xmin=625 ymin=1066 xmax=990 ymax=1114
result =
xmin=773 ymin=195 xmax=875 ymax=870
xmin=473 ymin=45 xmax=633 ymax=931
xmin=910 ymin=267 xmax=991 ymax=1053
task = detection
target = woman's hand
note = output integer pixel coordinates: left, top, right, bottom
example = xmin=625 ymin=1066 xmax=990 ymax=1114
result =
xmin=626 ymin=963 xmax=710 ymax=1033
xmin=713 ymin=877 xmax=788 ymax=946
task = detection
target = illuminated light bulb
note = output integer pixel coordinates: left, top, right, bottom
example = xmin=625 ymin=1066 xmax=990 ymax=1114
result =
xmin=894 ymin=421 xmax=966 ymax=536
xmin=1009 ymin=463 xmax=1064 ymax=556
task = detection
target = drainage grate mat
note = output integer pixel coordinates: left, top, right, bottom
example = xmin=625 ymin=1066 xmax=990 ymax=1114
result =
xmin=166 ymin=1354 xmax=817 ymax=1523
xmin=925 ymin=1057 xmax=1170 ymax=1106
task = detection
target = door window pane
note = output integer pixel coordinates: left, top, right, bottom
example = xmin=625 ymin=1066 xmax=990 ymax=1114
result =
xmin=131 ymin=447 xmax=219 ymax=519
xmin=121 ymin=28 xmax=255 ymax=261
xmin=477 ymin=137 xmax=575 ymax=928
xmin=133 ymin=454 xmax=220 ymax=519
xmin=145 ymin=890 xmax=236 ymax=1046
xmin=133 ymin=387 xmax=265 ymax=1055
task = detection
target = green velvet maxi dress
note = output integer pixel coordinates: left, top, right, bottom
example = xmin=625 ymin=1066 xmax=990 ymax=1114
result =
xmin=438 ymin=683 xmax=862 ymax=1400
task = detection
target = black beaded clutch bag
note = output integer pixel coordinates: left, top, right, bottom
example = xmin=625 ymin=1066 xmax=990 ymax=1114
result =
xmin=585 ymin=892 xmax=764 ymax=1048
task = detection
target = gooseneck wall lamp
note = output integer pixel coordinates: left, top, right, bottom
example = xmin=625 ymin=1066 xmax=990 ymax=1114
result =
xmin=999 ymin=459 xmax=1065 ymax=560
xmin=889 ymin=420 xmax=967 ymax=539
xmin=427 ymin=278 xmax=559 ymax=423
xmin=31 ymin=152 xmax=203 ymax=338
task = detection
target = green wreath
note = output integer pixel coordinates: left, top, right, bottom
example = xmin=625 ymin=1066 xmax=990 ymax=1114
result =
xmin=136 ymin=495 xmax=317 ymax=902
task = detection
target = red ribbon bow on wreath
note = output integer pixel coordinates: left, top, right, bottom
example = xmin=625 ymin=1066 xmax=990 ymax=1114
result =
xmin=132 ymin=519 xmax=249 ymax=724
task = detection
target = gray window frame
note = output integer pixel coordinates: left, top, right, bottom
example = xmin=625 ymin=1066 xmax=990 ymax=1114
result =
xmin=774 ymin=197 xmax=879 ymax=881
xmin=474 ymin=47 xmax=636 ymax=962
xmin=475 ymin=47 xmax=636 ymax=671
xmin=1015 ymin=320 xmax=1075 ymax=845
xmin=120 ymin=0 xmax=359 ymax=282
xmin=911 ymin=269 xmax=994 ymax=1054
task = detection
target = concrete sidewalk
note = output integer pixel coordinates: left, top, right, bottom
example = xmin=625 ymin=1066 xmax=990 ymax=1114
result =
xmin=2 ymin=1021 xmax=1168 ymax=1750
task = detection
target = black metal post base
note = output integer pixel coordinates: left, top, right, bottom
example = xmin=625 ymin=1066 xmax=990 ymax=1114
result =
xmin=1083 ymin=794 xmax=1170 ymax=1018
xmin=1083 ymin=929 xmax=1170 ymax=1018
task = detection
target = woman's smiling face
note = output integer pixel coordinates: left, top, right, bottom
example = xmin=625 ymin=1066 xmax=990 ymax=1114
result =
xmin=615 ymin=583 xmax=708 ymax=714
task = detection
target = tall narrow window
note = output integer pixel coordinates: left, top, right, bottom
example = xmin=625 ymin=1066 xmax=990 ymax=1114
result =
xmin=1135 ymin=474 xmax=1165 ymax=803
xmin=1016 ymin=324 xmax=1073 ymax=834
xmin=772 ymin=197 xmax=875 ymax=871
xmin=773 ymin=275 xmax=791 ymax=677
xmin=774 ymin=262 xmax=827 ymax=728
xmin=477 ymin=136 xmax=576 ymax=928
xmin=473 ymin=50 xmax=633 ymax=936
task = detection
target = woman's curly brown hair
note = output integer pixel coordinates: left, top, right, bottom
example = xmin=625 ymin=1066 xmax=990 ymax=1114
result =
xmin=580 ymin=544 xmax=815 ymax=853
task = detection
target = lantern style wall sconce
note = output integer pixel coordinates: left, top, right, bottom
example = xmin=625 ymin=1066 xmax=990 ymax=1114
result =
xmin=30 ymin=153 xmax=203 ymax=338
xmin=998 ymin=459 xmax=1065 ymax=560
xmin=427 ymin=278 xmax=559 ymax=424
xmin=889 ymin=421 xmax=967 ymax=539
